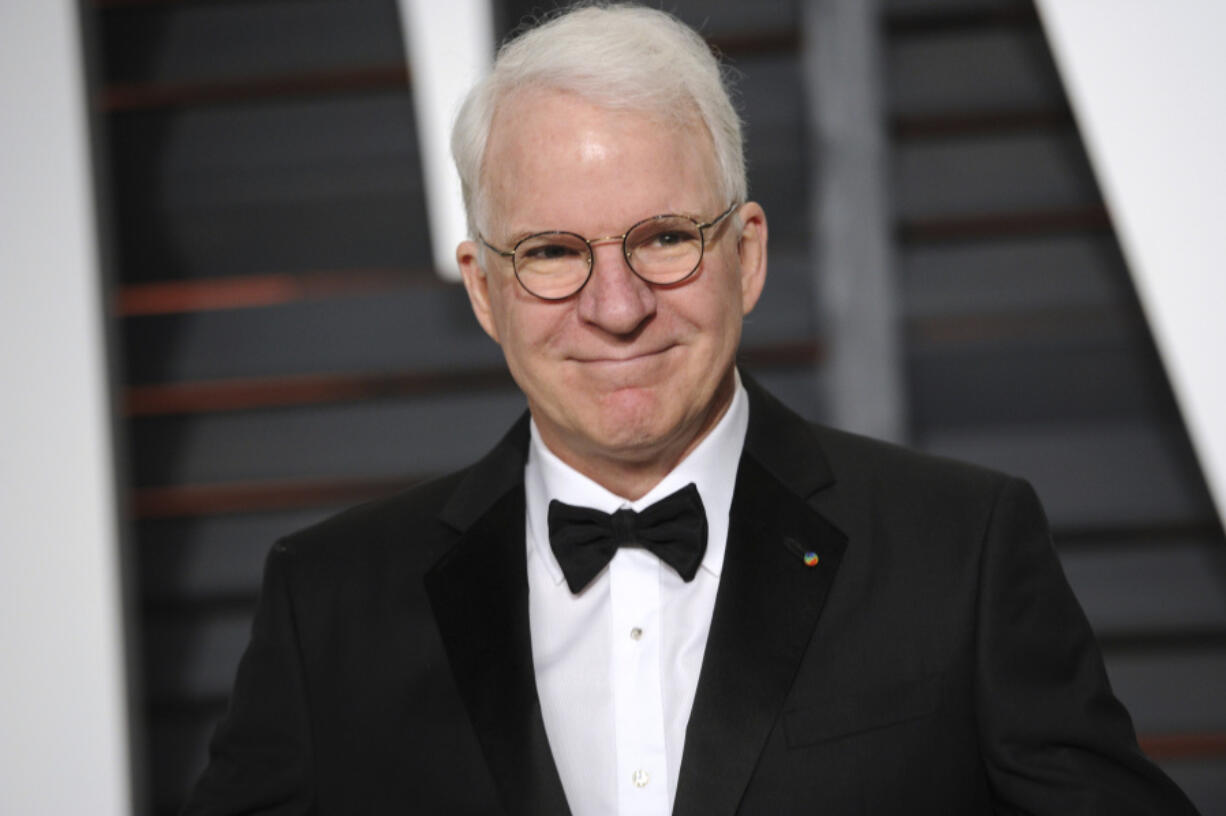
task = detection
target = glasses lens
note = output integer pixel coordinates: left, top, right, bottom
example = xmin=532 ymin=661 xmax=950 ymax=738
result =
xmin=513 ymin=232 xmax=591 ymax=299
xmin=626 ymin=217 xmax=703 ymax=283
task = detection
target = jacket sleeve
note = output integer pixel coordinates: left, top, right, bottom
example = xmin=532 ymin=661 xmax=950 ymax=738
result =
xmin=180 ymin=541 xmax=316 ymax=815
xmin=974 ymin=477 xmax=1199 ymax=815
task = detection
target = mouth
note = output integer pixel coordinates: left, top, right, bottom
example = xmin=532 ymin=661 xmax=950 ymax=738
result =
xmin=571 ymin=345 xmax=675 ymax=366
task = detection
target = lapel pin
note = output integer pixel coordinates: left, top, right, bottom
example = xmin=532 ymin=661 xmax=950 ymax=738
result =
xmin=783 ymin=536 xmax=819 ymax=567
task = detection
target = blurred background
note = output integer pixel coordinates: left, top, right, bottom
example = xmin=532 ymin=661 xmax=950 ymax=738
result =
xmin=3 ymin=0 xmax=1224 ymax=814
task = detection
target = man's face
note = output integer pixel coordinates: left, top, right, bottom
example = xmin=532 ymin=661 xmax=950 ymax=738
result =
xmin=458 ymin=89 xmax=767 ymax=492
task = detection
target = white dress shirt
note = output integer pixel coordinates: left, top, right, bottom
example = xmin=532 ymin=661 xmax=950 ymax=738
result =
xmin=524 ymin=377 xmax=749 ymax=816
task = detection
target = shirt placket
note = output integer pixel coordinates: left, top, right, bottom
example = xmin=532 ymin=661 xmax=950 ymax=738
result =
xmin=608 ymin=546 xmax=669 ymax=814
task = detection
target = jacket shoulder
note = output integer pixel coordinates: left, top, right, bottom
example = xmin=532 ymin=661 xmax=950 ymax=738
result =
xmin=809 ymin=423 xmax=1019 ymax=517
xmin=743 ymin=374 xmax=1015 ymax=510
xmin=272 ymin=467 xmax=472 ymax=575
xmin=268 ymin=413 xmax=529 ymax=584
xmin=815 ymin=424 xmax=1008 ymax=483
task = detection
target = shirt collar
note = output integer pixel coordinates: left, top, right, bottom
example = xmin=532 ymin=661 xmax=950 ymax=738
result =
xmin=525 ymin=372 xmax=750 ymax=586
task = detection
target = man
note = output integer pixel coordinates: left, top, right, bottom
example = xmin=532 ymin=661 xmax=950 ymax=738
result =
xmin=184 ymin=5 xmax=1198 ymax=815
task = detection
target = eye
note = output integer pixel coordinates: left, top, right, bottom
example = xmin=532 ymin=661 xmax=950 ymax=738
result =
xmin=634 ymin=223 xmax=700 ymax=252
xmin=516 ymin=233 xmax=589 ymax=265
xmin=652 ymin=230 xmax=692 ymax=247
xmin=522 ymin=243 xmax=581 ymax=261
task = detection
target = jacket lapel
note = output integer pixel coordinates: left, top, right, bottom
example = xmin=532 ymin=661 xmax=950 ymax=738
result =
xmin=422 ymin=381 xmax=848 ymax=816
xmin=673 ymin=378 xmax=849 ymax=816
xmin=424 ymin=417 xmax=572 ymax=816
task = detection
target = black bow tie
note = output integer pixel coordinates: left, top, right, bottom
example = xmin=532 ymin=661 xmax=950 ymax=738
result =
xmin=547 ymin=483 xmax=708 ymax=594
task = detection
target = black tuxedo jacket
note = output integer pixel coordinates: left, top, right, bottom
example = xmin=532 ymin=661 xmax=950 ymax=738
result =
xmin=183 ymin=378 xmax=1197 ymax=815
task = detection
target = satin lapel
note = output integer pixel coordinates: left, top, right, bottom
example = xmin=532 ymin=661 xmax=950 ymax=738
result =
xmin=425 ymin=420 xmax=572 ymax=816
xmin=673 ymin=412 xmax=848 ymax=816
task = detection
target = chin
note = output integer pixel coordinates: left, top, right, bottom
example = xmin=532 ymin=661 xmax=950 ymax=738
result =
xmin=589 ymin=403 xmax=670 ymax=450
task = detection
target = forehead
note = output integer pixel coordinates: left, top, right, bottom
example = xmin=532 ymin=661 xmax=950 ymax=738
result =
xmin=479 ymin=88 xmax=721 ymax=234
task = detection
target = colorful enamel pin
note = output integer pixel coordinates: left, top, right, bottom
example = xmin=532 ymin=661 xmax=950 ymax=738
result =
xmin=783 ymin=536 xmax=819 ymax=567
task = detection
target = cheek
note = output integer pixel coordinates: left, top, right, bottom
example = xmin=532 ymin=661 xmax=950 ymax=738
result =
xmin=486 ymin=277 xmax=533 ymax=346
xmin=492 ymin=295 xmax=568 ymax=370
xmin=691 ymin=263 xmax=747 ymax=334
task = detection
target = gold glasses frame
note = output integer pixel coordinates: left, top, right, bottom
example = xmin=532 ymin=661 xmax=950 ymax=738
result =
xmin=478 ymin=201 xmax=740 ymax=301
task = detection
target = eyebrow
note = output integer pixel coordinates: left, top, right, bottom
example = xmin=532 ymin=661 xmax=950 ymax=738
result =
xmin=504 ymin=228 xmax=548 ymax=245
xmin=502 ymin=209 xmax=712 ymax=245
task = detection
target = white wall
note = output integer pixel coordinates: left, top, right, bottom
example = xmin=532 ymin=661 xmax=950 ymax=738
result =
xmin=397 ymin=0 xmax=494 ymax=279
xmin=1036 ymin=1 xmax=1226 ymax=524
xmin=0 ymin=3 xmax=133 ymax=815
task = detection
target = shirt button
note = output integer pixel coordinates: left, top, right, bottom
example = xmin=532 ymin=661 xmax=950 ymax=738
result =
xmin=629 ymin=627 xmax=643 ymax=641
xmin=632 ymin=769 xmax=650 ymax=788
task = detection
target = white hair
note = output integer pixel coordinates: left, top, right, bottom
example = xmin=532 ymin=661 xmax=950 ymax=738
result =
xmin=450 ymin=2 xmax=747 ymax=236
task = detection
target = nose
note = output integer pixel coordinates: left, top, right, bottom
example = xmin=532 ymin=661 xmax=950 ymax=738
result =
xmin=575 ymin=241 xmax=657 ymax=335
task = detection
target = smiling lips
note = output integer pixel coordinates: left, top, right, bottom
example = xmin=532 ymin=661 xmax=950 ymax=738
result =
xmin=571 ymin=346 xmax=676 ymax=365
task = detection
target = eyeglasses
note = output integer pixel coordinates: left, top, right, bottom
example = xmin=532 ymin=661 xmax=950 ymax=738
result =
xmin=478 ymin=202 xmax=739 ymax=301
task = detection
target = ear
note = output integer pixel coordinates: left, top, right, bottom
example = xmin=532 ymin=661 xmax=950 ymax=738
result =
xmin=733 ymin=202 xmax=768 ymax=315
xmin=457 ymin=239 xmax=500 ymax=343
